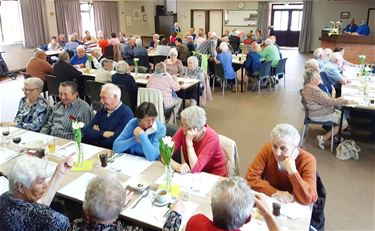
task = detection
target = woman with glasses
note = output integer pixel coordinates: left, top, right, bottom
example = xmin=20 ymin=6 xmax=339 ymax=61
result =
xmin=0 ymin=77 xmax=50 ymax=132
xmin=246 ymin=123 xmax=318 ymax=205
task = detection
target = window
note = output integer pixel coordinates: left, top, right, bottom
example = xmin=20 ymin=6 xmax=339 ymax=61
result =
xmin=80 ymin=2 xmax=95 ymax=37
xmin=273 ymin=11 xmax=289 ymax=31
xmin=291 ymin=11 xmax=303 ymax=31
xmin=0 ymin=1 xmax=24 ymax=44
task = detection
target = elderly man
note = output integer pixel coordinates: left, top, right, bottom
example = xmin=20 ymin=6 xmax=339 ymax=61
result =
xmin=186 ymin=35 xmax=195 ymax=53
xmin=123 ymin=37 xmax=135 ymax=65
xmin=64 ymin=34 xmax=79 ymax=54
xmin=197 ymin=32 xmax=219 ymax=59
xmin=313 ymin=48 xmax=328 ymax=70
xmin=70 ymin=45 xmax=88 ymax=68
xmin=58 ymin=33 xmax=67 ymax=47
xmin=26 ymin=49 xmax=53 ymax=81
xmin=229 ymin=30 xmax=241 ymax=52
xmin=344 ymin=18 xmax=358 ymax=34
xmin=175 ymin=38 xmax=189 ymax=64
xmin=90 ymin=47 xmax=103 ymax=69
xmin=53 ymin=51 xmax=82 ymax=83
xmin=41 ymin=81 xmax=94 ymax=140
xmin=134 ymin=38 xmax=148 ymax=56
xmin=186 ymin=177 xmax=279 ymax=231
xmin=259 ymin=38 xmax=280 ymax=68
xmin=83 ymin=84 xmax=133 ymax=149
xmin=246 ymin=123 xmax=317 ymax=205
xmin=323 ymin=52 xmax=350 ymax=97
xmin=149 ymin=33 xmax=159 ymax=48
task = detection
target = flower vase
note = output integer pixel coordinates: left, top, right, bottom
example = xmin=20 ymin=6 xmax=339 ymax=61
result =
xmin=165 ymin=164 xmax=172 ymax=193
xmin=134 ymin=65 xmax=138 ymax=78
xmin=76 ymin=142 xmax=84 ymax=167
xmin=85 ymin=60 xmax=92 ymax=72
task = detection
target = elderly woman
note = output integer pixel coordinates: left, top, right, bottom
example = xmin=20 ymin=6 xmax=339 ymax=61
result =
xmin=64 ymin=34 xmax=79 ymax=54
xmin=0 ymin=78 xmax=50 ymax=132
xmin=113 ymin=102 xmax=166 ymax=161
xmin=247 ymin=123 xmax=317 ymax=205
xmin=216 ymin=42 xmax=237 ymax=90
xmin=134 ymin=38 xmax=148 ymax=56
xmin=53 ymin=51 xmax=82 ymax=83
xmin=70 ymin=45 xmax=88 ymax=68
xmin=301 ymin=69 xmax=356 ymax=149
xmin=180 ymin=56 xmax=205 ymax=106
xmin=0 ymin=155 xmax=73 ymax=230
xmin=70 ymin=175 xmax=184 ymax=231
xmin=112 ymin=61 xmax=137 ymax=111
xmin=305 ymin=58 xmax=334 ymax=96
xmin=164 ymin=48 xmax=184 ymax=76
xmin=186 ymin=177 xmax=278 ymax=231
xmin=147 ymin=62 xmax=182 ymax=124
xmin=169 ymin=106 xmax=227 ymax=176
xmin=149 ymin=33 xmax=160 ymax=48
xmin=95 ymin=58 xmax=114 ymax=83
xmin=90 ymin=46 xmax=104 ymax=69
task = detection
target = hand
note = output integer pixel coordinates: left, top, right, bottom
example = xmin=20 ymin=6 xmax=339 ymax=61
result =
xmin=254 ymin=193 xmax=272 ymax=217
xmin=103 ymin=131 xmax=114 ymax=138
xmin=170 ymin=199 xmax=185 ymax=215
xmin=56 ymin=153 xmax=75 ymax=176
xmin=348 ymin=100 xmax=359 ymax=105
xmin=280 ymin=156 xmax=297 ymax=174
xmin=93 ymin=125 xmax=100 ymax=131
xmin=124 ymin=190 xmax=134 ymax=206
xmin=133 ymin=126 xmax=144 ymax=142
xmin=178 ymin=163 xmax=191 ymax=174
xmin=186 ymin=128 xmax=198 ymax=142
xmin=272 ymin=191 xmax=294 ymax=204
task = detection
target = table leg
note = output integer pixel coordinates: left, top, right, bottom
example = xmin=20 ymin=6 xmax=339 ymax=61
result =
xmin=337 ymin=108 xmax=345 ymax=143
xmin=241 ymin=65 xmax=244 ymax=92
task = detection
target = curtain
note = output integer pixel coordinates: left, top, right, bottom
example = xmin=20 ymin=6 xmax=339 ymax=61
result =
xmin=257 ymin=1 xmax=269 ymax=39
xmin=93 ymin=1 xmax=120 ymax=38
xmin=54 ymin=0 xmax=82 ymax=37
xmin=20 ymin=0 xmax=47 ymax=47
xmin=298 ymin=0 xmax=313 ymax=52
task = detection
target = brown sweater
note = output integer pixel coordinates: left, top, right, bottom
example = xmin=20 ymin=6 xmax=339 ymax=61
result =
xmin=26 ymin=57 xmax=53 ymax=81
xmin=246 ymin=143 xmax=317 ymax=205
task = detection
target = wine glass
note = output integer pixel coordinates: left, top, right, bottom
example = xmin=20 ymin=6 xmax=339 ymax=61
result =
xmin=2 ymin=126 xmax=10 ymax=144
xmin=12 ymin=137 xmax=21 ymax=152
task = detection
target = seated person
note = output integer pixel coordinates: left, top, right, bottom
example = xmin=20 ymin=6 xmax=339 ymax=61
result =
xmin=108 ymin=32 xmax=121 ymax=46
xmin=26 ymin=49 xmax=53 ymax=81
xmin=215 ymin=42 xmax=236 ymax=90
xmin=258 ymin=38 xmax=280 ymax=68
xmin=323 ymin=52 xmax=350 ymax=97
xmin=243 ymin=31 xmax=254 ymax=45
xmin=53 ymin=51 xmax=82 ymax=83
xmin=164 ymin=48 xmax=184 ymax=76
xmin=343 ymin=18 xmax=358 ymax=34
xmin=253 ymin=29 xmax=263 ymax=44
xmin=41 ymin=81 xmax=94 ymax=140
xmin=170 ymin=106 xmax=227 ymax=177
xmin=245 ymin=44 xmax=262 ymax=75
xmin=186 ymin=177 xmax=278 ymax=231
xmin=90 ymin=46 xmax=104 ymax=69
xmin=301 ymin=69 xmax=356 ymax=149
xmin=246 ymin=123 xmax=317 ymax=205
xmin=47 ymin=36 xmax=62 ymax=51
xmin=333 ymin=47 xmax=354 ymax=68
xmin=82 ymin=30 xmax=96 ymax=43
xmin=149 ymin=33 xmax=160 ymax=48
xmin=70 ymin=45 xmax=88 ymax=68
xmin=0 ymin=78 xmax=50 ymax=132
xmin=97 ymin=34 xmax=109 ymax=54
xmin=95 ymin=59 xmax=114 ymax=83
xmin=133 ymin=38 xmax=148 ymax=56
xmin=64 ymin=34 xmax=79 ymax=54
xmin=112 ymin=61 xmax=137 ymax=112
xmin=113 ymin=102 xmax=166 ymax=161
xmin=0 ymin=155 xmax=73 ymax=230
xmin=147 ymin=62 xmax=182 ymax=124
xmin=313 ymin=48 xmax=329 ymax=70
xmin=305 ymin=58 xmax=333 ymax=96
xmin=175 ymin=38 xmax=189 ymax=64
xmin=352 ymin=20 xmax=370 ymax=36
xmin=58 ymin=33 xmax=66 ymax=47
xmin=123 ymin=37 xmax=135 ymax=65
xmin=70 ymin=175 xmax=184 ymax=231
xmin=186 ymin=35 xmax=196 ymax=53
xmin=180 ymin=56 xmax=205 ymax=106
xmin=83 ymin=84 xmax=133 ymax=149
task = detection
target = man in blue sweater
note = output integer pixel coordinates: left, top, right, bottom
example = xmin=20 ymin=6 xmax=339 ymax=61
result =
xmin=83 ymin=84 xmax=134 ymax=149
xmin=113 ymin=102 xmax=166 ymax=161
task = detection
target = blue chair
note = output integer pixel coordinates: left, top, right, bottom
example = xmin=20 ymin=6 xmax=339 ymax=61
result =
xmin=300 ymin=90 xmax=335 ymax=152
xmin=252 ymin=61 xmax=272 ymax=93
xmin=319 ymin=71 xmax=333 ymax=95
xmin=212 ymin=62 xmax=237 ymax=95
xmin=275 ymin=58 xmax=288 ymax=88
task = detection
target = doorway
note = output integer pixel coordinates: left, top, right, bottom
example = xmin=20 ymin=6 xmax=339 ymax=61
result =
xmin=270 ymin=3 xmax=303 ymax=47
xmin=191 ymin=9 xmax=223 ymax=37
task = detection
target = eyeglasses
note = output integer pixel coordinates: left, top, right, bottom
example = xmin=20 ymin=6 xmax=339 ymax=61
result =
xmin=22 ymin=88 xmax=38 ymax=92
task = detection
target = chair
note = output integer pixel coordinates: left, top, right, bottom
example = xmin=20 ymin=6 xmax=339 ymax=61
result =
xmin=66 ymin=50 xmax=74 ymax=59
xmin=137 ymin=88 xmax=175 ymax=124
xmin=135 ymin=55 xmax=150 ymax=72
xmin=309 ymin=173 xmax=326 ymax=231
xmin=84 ymin=80 xmax=104 ymax=111
xmin=45 ymin=74 xmax=60 ymax=104
xmin=274 ymin=58 xmax=288 ymax=88
xmin=20 ymin=71 xmax=31 ymax=79
xmin=252 ymin=61 xmax=272 ymax=93
xmin=152 ymin=55 xmax=167 ymax=65
xmin=300 ymin=90 xmax=335 ymax=152
xmin=212 ymin=63 xmax=237 ymax=95
xmin=117 ymin=84 xmax=134 ymax=112
xmin=219 ymin=134 xmax=240 ymax=177
xmin=319 ymin=71 xmax=333 ymax=95
xmin=166 ymin=124 xmax=181 ymax=163
xmin=103 ymin=45 xmax=114 ymax=60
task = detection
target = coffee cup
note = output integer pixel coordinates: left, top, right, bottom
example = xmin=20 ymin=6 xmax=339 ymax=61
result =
xmin=155 ymin=189 xmax=170 ymax=204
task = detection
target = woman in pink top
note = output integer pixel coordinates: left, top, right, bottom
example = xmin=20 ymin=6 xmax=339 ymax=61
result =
xmin=164 ymin=48 xmax=184 ymax=76
xmin=146 ymin=62 xmax=182 ymax=124
xmin=170 ymin=106 xmax=228 ymax=177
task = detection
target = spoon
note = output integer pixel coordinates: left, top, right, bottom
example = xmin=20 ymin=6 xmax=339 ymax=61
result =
xmin=131 ymin=187 xmax=150 ymax=209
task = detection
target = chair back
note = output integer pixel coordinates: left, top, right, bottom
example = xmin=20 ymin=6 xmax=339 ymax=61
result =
xmin=20 ymin=71 xmax=31 ymax=79
xmin=45 ymin=74 xmax=60 ymax=100
xmin=66 ymin=50 xmax=75 ymax=59
xmin=152 ymin=55 xmax=167 ymax=66
xmin=137 ymin=88 xmax=165 ymax=123
xmin=259 ymin=61 xmax=272 ymax=79
xmin=219 ymin=134 xmax=240 ymax=177
xmin=135 ymin=55 xmax=150 ymax=70
xmin=103 ymin=45 xmax=114 ymax=59
xmin=309 ymin=173 xmax=326 ymax=231
xmin=84 ymin=80 xmax=104 ymax=111
xmin=213 ymin=63 xmax=225 ymax=81
xmin=116 ymin=84 xmax=134 ymax=111
xmin=319 ymin=71 xmax=333 ymax=95
xmin=275 ymin=58 xmax=287 ymax=77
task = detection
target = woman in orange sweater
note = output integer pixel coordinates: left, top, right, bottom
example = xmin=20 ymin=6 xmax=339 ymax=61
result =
xmin=246 ymin=123 xmax=318 ymax=205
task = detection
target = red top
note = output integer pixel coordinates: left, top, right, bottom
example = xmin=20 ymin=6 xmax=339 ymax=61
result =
xmin=186 ymin=214 xmax=240 ymax=231
xmin=172 ymin=126 xmax=227 ymax=177
xmin=98 ymin=39 xmax=109 ymax=54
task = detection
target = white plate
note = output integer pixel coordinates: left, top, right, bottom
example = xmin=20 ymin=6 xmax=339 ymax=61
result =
xmin=152 ymin=195 xmax=173 ymax=207
xmin=22 ymin=140 xmax=45 ymax=149
xmin=125 ymin=175 xmax=151 ymax=192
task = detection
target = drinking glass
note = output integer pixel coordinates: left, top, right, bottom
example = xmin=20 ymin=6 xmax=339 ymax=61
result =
xmin=12 ymin=136 xmax=21 ymax=152
xmin=48 ymin=138 xmax=56 ymax=154
xmin=2 ymin=126 xmax=10 ymax=144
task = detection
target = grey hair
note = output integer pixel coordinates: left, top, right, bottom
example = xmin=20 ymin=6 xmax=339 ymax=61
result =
xmin=24 ymin=77 xmax=44 ymax=92
xmin=91 ymin=47 xmax=102 ymax=56
xmin=221 ymin=36 xmax=229 ymax=43
xmin=264 ymin=38 xmax=273 ymax=46
xmin=153 ymin=34 xmax=160 ymax=39
xmin=58 ymin=51 xmax=70 ymax=61
xmin=100 ymin=58 xmax=113 ymax=68
xmin=211 ymin=32 xmax=218 ymax=39
xmin=313 ymin=48 xmax=324 ymax=59
xmin=135 ymin=38 xmax=142 ymax=47
xmin=155 ymin=62 xmax=166 ymax=74
xmin=77 ymin=45 xmax=85 ymax=51
xmin=68 ymin=34 xmax=75 ymax=42
xmin=8 ymin=156 xmax=46 ymax=194
xmin=219 ymin=42 xmax=229 ymax=53
xmin=101 ymin=83 xmax=121 ymax=99
xmin=211 ymin=177 xmax=254 ymax=230
xmin=187 ymin=56 xmax=199 ymax=69
xmin=271 ymin=123 xmax=301 ymax=147
xmin=329 ymin=52 xmax=342 ymax=63
xmin=83 ymin=175 xmax=125 ymax=222
xmin=305 ymin=59 xmax=320 ymax=72
xmin=115 ymin=60 xmax=130 ymax=74
xmin=180 ymin=106 xmax=206 ymax=130
xmin=303 ymin=69 xmax=320 ymax=84
xmin=169 ymin=48 xmax=178 ymax=57
xmin=246 ymin=45 xmax=255 ymax=53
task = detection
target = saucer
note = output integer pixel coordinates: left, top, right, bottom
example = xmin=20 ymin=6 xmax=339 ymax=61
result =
xmin=153 ymin=198 xmax=171 ymax=207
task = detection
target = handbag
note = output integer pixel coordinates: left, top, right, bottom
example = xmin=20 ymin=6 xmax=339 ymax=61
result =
xmin=335 ymin=139 xmax=360 ymax=160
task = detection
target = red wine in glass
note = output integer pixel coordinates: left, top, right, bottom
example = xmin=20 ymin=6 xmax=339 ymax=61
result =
xmin=12 ymin=137 xmax=21 ymax=144
xmin=2 ymin=131 xmax=9 ymax=136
